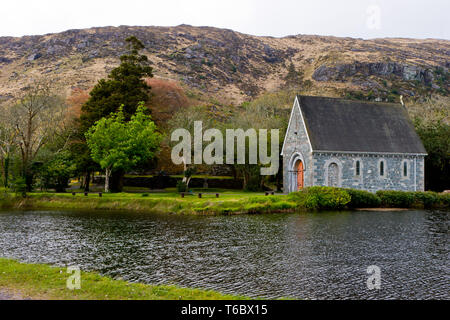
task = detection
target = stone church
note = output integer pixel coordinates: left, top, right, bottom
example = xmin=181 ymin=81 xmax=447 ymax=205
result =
xmin=281 ymin=95 xmax=427 ymax=193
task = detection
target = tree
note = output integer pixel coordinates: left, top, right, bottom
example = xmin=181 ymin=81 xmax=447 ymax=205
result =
xmin=223 ymin=101 xmax=286 ymax=191
xmin=414 ymin=119 xmax=450 ymax=191
xmin=283 ymin=62 xmax=304 ymax=89
xmin=80 ymin=36 xmax=153 ymax=131
xmin=37 ymin=150 xmax=77 ymax=192
xmin=166 ymin=105 xmax=212 ymax=189
xmin=409 ymin=95 xmax=449 ymax=191
xmin=5 ymin=81 xmax=67 ymax=191
xmin=0 ymin=106 xmax=18 ymax=188
xmin=85 ymin=103 xmax=161 ymax=192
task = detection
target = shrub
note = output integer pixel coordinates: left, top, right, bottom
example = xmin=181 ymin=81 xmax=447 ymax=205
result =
xmin=244 ymin=176 xmax=262 ymax=192
xmin=412 ymin=191 xmax=439 ymax=209
xmin=176 ymin=181 xmax=188 ymax=193
xmin=11 ymin=177 xmax=27 ymax=198
xmin=376 ymin=190 xmax=415 ymax=208
xmin=141 ymin=193 xmax=149 ymax=197
xmin=290 ymin=187 xmax=351 ymax=210
xmin=0 ymin=193 xmax=14 ymax=208
xmin=345 ymin=189 xmax=381 ymax=208
xmin=437 ymin=193 xmax=450 ymax=208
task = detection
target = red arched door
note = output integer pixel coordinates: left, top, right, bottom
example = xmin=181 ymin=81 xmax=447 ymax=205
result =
xmin=296 ymin=160 xmax=304 ymax=190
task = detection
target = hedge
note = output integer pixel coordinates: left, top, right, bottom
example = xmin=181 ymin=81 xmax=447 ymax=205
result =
xmin=289 ymin=186 xmax=351 ymax=210
xmin=289 ymin=188 xmax=449 ymax=210
xmin=344 ymin=188 xmax=381 ymax=208
xmin=376 ymin=190 xmax=415 ymax=208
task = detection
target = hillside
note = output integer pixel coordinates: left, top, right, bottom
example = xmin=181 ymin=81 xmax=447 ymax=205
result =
xmin=0 ymin=24 xmax=449 ymax=106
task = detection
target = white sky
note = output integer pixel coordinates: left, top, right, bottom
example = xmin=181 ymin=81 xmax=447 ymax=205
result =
xmin=0 ymin=0 xmax=448 ymax=39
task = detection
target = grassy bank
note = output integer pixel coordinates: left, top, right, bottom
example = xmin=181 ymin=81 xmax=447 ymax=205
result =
xmin=0 ymin=258 xmax=247 ymax=300
xmin=0 ymin=191 xmax=300 ymax=215
xmin=0 ymin=187 xmax=448 ymax=214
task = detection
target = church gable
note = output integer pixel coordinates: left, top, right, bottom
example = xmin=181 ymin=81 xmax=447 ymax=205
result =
xmin=281 ymin=96 xmax=312 ymax=156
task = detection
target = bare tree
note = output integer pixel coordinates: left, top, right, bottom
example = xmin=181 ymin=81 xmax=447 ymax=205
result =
xmin=166 ymin=105 xmax=213 ymax=188
xmin=7 ymin=81 xmax=68 ymax=190
xmin=0 ymin=102 xmax=18 ymax=188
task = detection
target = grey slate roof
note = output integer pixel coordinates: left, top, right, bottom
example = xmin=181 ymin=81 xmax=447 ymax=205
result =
xmin=297 ymin=95 xmax=427 ymax=154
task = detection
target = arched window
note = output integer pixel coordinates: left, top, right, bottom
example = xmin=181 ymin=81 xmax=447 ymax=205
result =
xmin=403 ymin=161 xmax=408 ymax=177
xmin=328 ymin=162 xmax=339 ymax=187
xmin=355 ymin=160 xmax=360 ymax=176
xmin=379 ymin=161 xmax=385 ymax=176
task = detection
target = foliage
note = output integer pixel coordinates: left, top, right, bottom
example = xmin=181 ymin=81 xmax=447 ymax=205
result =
xmin=0 ymin=81 xmax=68 ymax=191
xmin=283 ymin=62 xmax=304 ymax=89
xmin=85 ymin=103 xmax=161 ymax=192
xmin=289 ymin=186 xmax=351 ymax=210
xmin=437 ymin=193 xmax=450 ymax=208
xmin=376 ymin=190 xmax=415 ymax=208
xmin=412 ymin=191 xmax=439 ymax=209
xmin=243 ymin=166 xmax=263 ymax=191
xmin=80 ymin=36 xmax=153 ymax=131
xmin=176 ymin=180 xmax=188 ymax=192
xmin=344 ymin=188 xmax=381 ymax=208
xmin=408 ymin=95 xmax=449 ymax=125
xmin=76 ymin=36 xmax=153 ymax=192
xmin=11 ymin=176 xmax=27 ymax=197
xmin=165 ymin=104 xmax=213 ymax=179
xmin=37 ymin=151 xmax=77 ymax=192
xmin=226 ymin=98 xmax=287 ymax=190
xmin=414 ymin=118 xmax=450 ymax=191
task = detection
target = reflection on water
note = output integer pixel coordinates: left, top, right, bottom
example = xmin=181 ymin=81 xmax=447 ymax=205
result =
xmin=0 ymin=209 xmax=448 ymax=299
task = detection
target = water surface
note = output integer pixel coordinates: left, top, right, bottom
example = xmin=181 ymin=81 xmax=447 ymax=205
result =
xmin=0 ymin=209 xmax=448 ymax=299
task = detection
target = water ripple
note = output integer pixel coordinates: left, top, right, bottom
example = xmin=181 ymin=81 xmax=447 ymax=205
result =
xmin=0 ymin=209 xmax=448 ymax=299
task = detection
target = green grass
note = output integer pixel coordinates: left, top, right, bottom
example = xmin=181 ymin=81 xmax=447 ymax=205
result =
xmin=0 ymin=191 xmax=297 ymax=215
xmin=0 ymin=258 xmax=248 ymax=300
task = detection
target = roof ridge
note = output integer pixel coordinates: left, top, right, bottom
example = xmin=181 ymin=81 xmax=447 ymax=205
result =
xmin=296 ymin=94 xmax=404 ymax=108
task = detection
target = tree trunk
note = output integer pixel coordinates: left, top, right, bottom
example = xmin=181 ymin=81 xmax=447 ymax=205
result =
xmin=24 ymin=167 xmax=33 ymax=192
xmin=83 ymin=171 xmax=91 ymax=192
xmin=109 ymin=169 xmax=124 ymax=193
xmin=105 ymin=168 xmax=111 ymax=193
xmin=2 ymin=156 xmax=9 ymax=188
xmin=242 ymin=170 xmax=249 ymax=190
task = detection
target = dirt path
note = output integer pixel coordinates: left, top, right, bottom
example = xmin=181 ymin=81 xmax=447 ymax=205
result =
xmin=0 ymin=289 xmax=28 ymax=300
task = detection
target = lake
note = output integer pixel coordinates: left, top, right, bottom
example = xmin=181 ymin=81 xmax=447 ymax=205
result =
xmin=0 ymin=209 xmax=448 ymax=299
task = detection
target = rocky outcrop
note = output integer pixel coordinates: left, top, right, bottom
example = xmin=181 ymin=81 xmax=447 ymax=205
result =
xmin=312 ymin=62 xmax=437 ymax=85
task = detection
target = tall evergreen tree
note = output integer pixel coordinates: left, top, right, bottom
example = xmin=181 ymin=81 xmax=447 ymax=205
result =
xmin=79 ymin=36 xmax=153 ymax=132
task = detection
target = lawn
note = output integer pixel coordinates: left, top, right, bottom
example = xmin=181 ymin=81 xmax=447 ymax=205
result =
xmin=0 ymin=258 xmax=248 ymax=300
xmin=0 ymin=186 xmax=296 ymax=215
xmin=16 ymin=189 xmax=295 ymax=214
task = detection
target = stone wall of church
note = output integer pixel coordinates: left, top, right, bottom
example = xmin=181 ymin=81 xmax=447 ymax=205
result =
xmin=282 ymin=101 xmax=313 ymax=193
xmin=312 ymin=153 xmax=425 ymax=192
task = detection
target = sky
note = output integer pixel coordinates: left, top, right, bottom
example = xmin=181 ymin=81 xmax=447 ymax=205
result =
xmin=0 ymin=0 xmax=448 ymax=39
